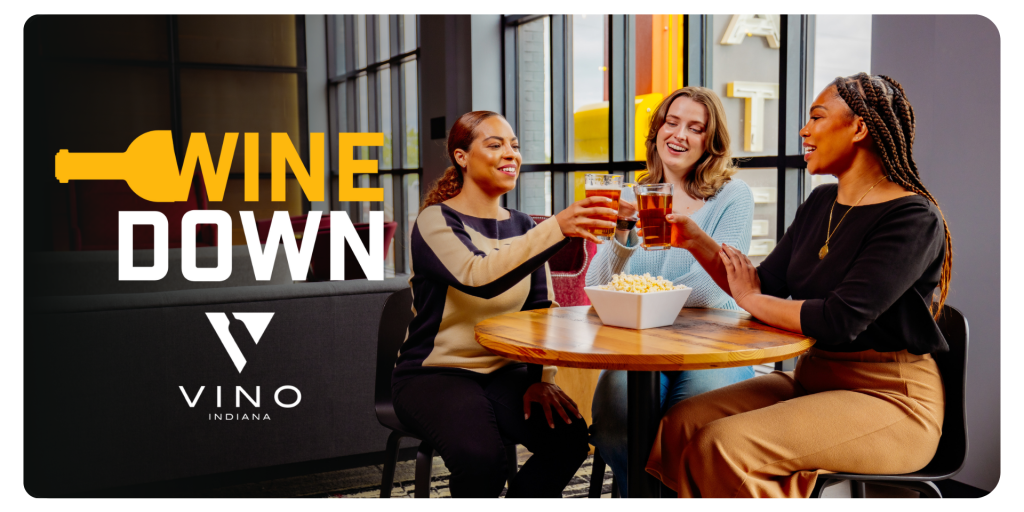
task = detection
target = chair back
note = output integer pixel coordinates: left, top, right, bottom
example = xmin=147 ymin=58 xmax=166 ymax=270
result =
xmin=922 ymin=305 xmax=969 ymax=478
xmin=529 ymin=214 xmax=598 ymax=307
xmin=374 ymin=287 xmax=415 ymax=428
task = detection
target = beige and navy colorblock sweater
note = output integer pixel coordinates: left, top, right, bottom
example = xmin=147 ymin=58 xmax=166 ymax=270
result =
xmin=393 ymin=204 xmax=569 ymax=386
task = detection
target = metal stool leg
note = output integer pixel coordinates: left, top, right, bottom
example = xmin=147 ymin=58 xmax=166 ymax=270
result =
xmin=589 ymin=449 xmax=606 ymax=498
xmin=380 ymin=431 xmax=402 ymax=498
xmin=414 ymin=441 xmax=434 ymax=498
xmin=505 ymin=445 xmax=519 ymax=486
xmin=850 ymin=480 xmax=867 ymax=498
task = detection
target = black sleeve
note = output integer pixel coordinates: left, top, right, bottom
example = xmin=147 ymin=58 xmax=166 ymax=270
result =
xmin=799 ymin=202 xmax=945 ymax=347
xmin=755 ymin=187 xmax=820 ymax=299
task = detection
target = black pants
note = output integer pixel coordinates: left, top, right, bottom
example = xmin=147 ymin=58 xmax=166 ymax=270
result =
xmin=392 ymin=366 xmax=590 ymax=497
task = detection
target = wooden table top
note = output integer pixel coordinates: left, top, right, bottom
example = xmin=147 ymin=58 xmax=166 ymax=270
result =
xmin=475 ymin=306 xmax=815 ymax=371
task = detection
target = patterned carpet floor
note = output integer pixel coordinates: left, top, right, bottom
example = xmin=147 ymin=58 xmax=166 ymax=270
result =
xmin=319 ymin=446 xmax=612 ymax=498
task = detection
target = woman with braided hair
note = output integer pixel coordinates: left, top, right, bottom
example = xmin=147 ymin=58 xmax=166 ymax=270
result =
xmin=644 ymin=73 xmax=952 ymax=498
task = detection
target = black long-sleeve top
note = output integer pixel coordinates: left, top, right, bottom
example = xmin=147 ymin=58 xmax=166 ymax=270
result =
xmin=757 ymin=184 xmax=947 ymax=354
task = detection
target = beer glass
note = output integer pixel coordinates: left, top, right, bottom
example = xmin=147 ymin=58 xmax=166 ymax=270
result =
xmin=584 ymin=174 xmax=623 ymax=240
xmin=635 ymin=183 xmax=674 ymax=250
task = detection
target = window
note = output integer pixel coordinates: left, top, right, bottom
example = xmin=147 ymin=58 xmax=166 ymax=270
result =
xmin=504 ymin=14 xmax=815 ymax=274
xmin=803 ymin=15 xmax=872 ymax=197
xmin=32 ymin=15 xmax=309 ymax=249
xmin=328 ymin=15 xmax=421 ymax=276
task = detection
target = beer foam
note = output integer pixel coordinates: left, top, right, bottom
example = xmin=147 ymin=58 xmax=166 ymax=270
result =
xmin=586 ymin=184 xmax=622 ymax=191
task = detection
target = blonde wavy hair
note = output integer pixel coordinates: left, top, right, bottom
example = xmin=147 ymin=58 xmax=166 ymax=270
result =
xmin=640 ymin=87 xmax=736 ymax=198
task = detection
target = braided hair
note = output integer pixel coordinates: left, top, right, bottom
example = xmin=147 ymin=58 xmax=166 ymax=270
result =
xmin=831 ymin=73 xmax=952 ymax=318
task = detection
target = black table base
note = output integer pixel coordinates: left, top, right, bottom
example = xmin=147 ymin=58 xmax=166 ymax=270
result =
xmin=627 ymin=370 xmax=662 ymax=498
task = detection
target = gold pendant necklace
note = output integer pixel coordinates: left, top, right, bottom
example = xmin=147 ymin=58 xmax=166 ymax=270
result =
xmin=819 ymin=176 xmax=888 ymax=260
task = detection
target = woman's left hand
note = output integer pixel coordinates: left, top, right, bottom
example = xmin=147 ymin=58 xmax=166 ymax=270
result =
xmin=523 ymin=382 xmax=582 ymax=429
xmin=720 ymin=243 xmax=762 ymax=308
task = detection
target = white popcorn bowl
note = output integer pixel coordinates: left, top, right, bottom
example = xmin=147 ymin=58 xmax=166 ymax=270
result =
xmin=583 ymin=286 xmax=693 ymax=330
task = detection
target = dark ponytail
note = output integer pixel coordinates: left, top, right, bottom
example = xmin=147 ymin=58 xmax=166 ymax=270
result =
xmin=420 ymin=110 xmax=503 ymax=212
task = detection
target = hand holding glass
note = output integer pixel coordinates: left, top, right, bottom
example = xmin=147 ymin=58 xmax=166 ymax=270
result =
xmin=635 ymin=183 xmax=673 ymax=251
xmin=584 ymin=174 xmax=623 ymax=241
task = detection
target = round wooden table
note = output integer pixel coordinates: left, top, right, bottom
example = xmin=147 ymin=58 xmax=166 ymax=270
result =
xmin=476 ymin=306 xmax=814 ymax=498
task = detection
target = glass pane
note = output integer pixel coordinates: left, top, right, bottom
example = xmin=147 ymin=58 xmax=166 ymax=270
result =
xmin=382 ymin=173 xmax=396 ymax=276
xmin=357 ymin=73 xmax=369 ymax=160
xmin=379 ymin=66 xmax=393 ymax=169
xmin=402 ymin=15 xmax=417 ymax=53
xmin=180 ymin=69 xmax=300 ymax=176
xmin=518 ymin=17 xmax=551 ymax=164
xmin=37 ymin=15 xmax=168 ymax=62
xmin=812 ymin=15 xmax=871 ymax=100
xmin=359 ymin=175 xmax=372 ymax=221
xmin=403 ymin=59 xmax=420 ymax=168
xmin=381 ymin=174 xmax=395 ymax=222
xmin=356 ymin=15 xmax=367 ymax=69
xmin=178 ymin=15 xmax=297 ymax=67
xmin=712 ymin=14 xmax=780 ymax=158
xmin=804 ymin=172 xmax=838 ymax=199
xmin=732 ymin=167 xmax=777 ymax=266
xmin=571 ymin=15 xmax=608 ymax=163
xmin=404 ymin=173 xmax=421 ymax=271
xmin=378 ymin=15 xmax=390 ymax=62
xmin=634 ymin=15 xmax=685 ymax=162
xmin=518 ymin=172 xmax=552 ymax=216
xmin=333 ymin=16 xmax=347 ymax=75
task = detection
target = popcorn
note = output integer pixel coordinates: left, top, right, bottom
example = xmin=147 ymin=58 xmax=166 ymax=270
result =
xmin=596 ymin=273 xmax=688 ymax=293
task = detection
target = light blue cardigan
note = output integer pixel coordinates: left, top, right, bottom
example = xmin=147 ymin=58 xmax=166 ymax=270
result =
xmin=585 ymin=178 xmax=755 ymax=311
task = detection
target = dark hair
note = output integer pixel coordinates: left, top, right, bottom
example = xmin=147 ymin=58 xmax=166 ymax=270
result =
xmin=640 ymin=86 xmax=736 ymax=198
xmin=831 ymin=73 xmax=952 ymax=318
xmin=420 ymin=111 xmax=503 ymax=212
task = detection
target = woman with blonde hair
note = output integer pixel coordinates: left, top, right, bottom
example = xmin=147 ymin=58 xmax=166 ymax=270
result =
xmin=586 ymin=87 xmax=756 ymax=495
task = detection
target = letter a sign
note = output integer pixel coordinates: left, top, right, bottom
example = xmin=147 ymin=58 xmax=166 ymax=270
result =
xmin=720 ymin=15 xmax=781 ymax=49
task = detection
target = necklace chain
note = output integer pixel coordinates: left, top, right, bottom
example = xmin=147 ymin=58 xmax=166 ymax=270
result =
xmin=819 ymin=176 xmax=888 ymax=260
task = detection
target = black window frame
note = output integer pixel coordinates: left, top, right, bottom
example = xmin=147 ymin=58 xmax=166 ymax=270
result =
xmin=326 ymin=14 xmax=422 ymax=275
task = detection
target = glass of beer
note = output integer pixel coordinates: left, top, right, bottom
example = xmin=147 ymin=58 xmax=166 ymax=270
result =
xmin=584 ymin=174 xmax=623 ymax=241
xmin=635 ymin=183 xmax=674 ymax=250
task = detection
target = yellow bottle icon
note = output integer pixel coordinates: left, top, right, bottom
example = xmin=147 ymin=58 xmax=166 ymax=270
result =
xmin=55 ymin=130 xmax=190 ymax=203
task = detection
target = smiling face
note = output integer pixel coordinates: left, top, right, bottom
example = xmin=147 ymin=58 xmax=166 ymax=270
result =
xmin=453 ymin=115 xmax=522 ymax=196
xmin=800 ymin=85 xmax=863 ymax=175
xmin=655 ymin=96 xmax=709 ymax=177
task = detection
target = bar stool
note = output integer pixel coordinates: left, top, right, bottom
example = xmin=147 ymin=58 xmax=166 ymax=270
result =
xmin=812 ymin=305 xmax=970 ymax=498
xmin=374 ymin=288 xmax=518 ymax=497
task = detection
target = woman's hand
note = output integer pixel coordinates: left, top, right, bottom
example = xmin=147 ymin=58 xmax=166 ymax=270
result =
xmin=555 ymin=196 xmax=617 ymax=244
xmin=523 ymin=382 xmax=582 ymax=429
xmin=665 ymin=213 xmax=703 ymax=249
xmin=719 ymin=243 xmax=761 ymax=308
xmin=617 ymin=198 xmax=638 ymax=221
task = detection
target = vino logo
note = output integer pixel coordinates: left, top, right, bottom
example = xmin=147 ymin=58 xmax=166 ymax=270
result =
xmin=206 ymin=312 xmax=274 ymax=373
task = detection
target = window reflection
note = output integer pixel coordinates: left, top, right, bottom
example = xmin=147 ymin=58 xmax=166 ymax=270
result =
xmin=378 ymin=15 xmax=390 ymax=61
xmin=517 ymin=16 xmax=551 ymax=164
xmin=712 ymin=14 xmax=780 ymax=157
xmin=403 ymin=59 xmax=419 ymax=169
xmin=379 ymin=65 xmax=392 ymax=169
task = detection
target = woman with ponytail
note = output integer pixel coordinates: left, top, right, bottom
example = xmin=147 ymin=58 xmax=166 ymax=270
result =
xmin=644 ymin=74 xmax=952 ymax=498
xmin=391 ymin=111 xmax=616 ymax=497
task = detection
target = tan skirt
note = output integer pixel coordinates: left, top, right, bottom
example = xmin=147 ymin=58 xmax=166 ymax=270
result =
xmin=645 ymin=348 xmax=945 ymax=498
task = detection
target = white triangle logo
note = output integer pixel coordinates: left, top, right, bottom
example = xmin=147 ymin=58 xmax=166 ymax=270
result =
xmin=232 ymin=313 xmax=274 ymax=345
